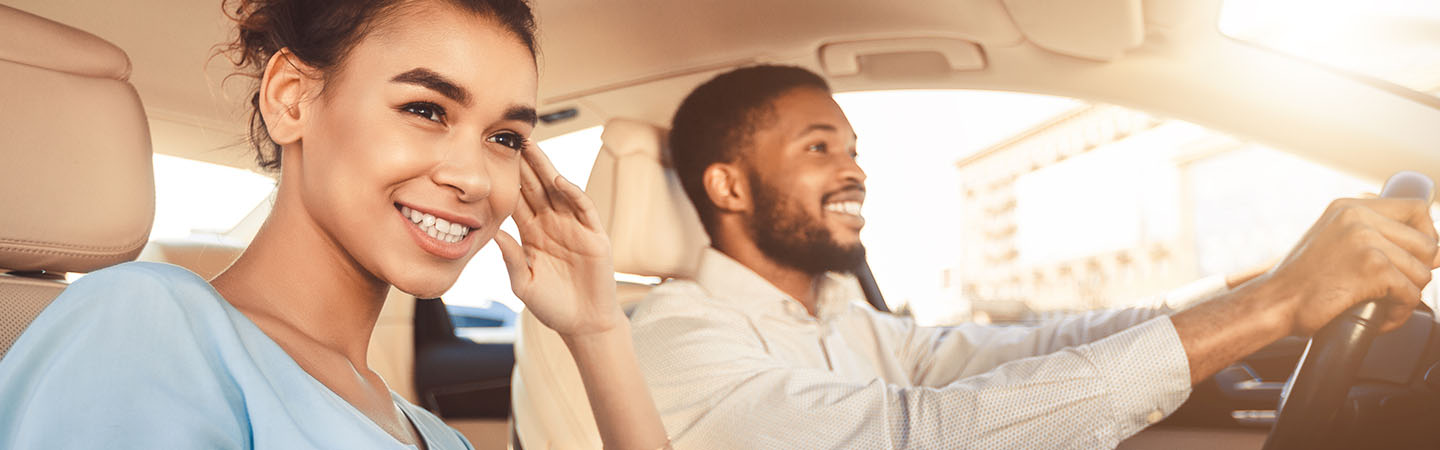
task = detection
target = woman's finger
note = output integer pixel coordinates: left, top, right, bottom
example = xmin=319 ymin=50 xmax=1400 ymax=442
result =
xmin=553 ymin=174 xmax=603 ymax=231
xmin=494 ymin=229 xmax=531 ymax=294
xmin=523 ymin=146 xmax=574 ymax=216
xmin=519 ymin=152 xmax=553 ymax=214
xmin=512 ymin=189 xmax=536 ymax=226
xmin=522 ymin=142 xmax=564 ymax=190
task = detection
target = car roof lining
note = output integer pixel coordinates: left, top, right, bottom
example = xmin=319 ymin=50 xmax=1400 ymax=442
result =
xmin=5 ymin=0 xmax=1437 ymax=185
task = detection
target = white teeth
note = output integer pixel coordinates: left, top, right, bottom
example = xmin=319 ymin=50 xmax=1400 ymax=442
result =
xmin=401 ymin=205 xmax=473 ymax=244
xmin=824 ymin=201 xmax=863 ymax=216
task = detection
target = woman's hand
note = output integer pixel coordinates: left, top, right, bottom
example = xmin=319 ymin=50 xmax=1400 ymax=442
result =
xmin=494 ymin=143 xmax=623 ymax=338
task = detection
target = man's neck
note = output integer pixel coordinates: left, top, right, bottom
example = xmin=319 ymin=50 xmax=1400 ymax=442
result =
xmin=713 ymin=238 xmax=822 ymax=317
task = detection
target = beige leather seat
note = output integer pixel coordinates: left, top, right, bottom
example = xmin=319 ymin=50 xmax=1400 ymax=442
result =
xmin=511 ymin=119 xmax=710 ymax=448
xmin=0 ymin=4 xmax=154 ymax=359
xmin=138 ymin=239 xmax=245 ymax=280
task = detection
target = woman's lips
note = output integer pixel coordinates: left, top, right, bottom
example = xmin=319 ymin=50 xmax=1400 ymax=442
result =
xmin=397 ymin=205 xmax=475 ymax=260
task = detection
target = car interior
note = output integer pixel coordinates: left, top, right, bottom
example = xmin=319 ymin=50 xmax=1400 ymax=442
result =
xmin=2 ymin=0 xmax=1439 ymax=449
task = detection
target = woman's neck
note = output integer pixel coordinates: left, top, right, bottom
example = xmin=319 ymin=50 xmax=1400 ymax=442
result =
xmin=211 ymin=192 xmax=389 ymax=366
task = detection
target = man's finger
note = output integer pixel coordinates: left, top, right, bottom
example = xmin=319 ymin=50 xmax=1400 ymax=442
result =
xmin=1359 ymin=206 xmax=1440 ymax=271
xmin=1368 ymin=239 xmax=1434 ymax=291
xmin=1376 ymin=265 xmax=1423 ymax=333
xmin=1353 ymin=198 xmax=1437 ymax=243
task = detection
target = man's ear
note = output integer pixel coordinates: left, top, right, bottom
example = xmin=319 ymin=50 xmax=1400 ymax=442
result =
xmin=258 ymin=49 xmax=315 ymax=147
xmin=702 ymin=162 xmax=751 ymax=213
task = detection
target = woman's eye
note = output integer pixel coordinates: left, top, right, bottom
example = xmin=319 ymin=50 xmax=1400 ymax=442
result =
xmin=488 ymin=132 xmax=528 ymax=151
xmin=807 ymin=142 xmax=828 ymax=153
xmin=401 ymin=102 xmax=446 ymax=123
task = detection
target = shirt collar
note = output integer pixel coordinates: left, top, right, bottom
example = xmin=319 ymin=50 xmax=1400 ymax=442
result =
xmin=693 ymin=247 xmax=865 ymax=322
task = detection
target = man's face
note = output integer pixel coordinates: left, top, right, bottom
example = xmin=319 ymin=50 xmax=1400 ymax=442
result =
xmin=742 ymin=87 xmax=867 ymax=274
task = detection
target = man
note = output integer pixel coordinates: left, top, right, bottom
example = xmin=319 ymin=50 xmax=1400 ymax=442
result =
xmin=627 ymin=65 xmax=1439 ymax=448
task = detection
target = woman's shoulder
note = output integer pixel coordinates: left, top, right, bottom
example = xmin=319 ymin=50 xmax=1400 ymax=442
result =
xmin=8 ymin=261 xmax=239 ymax=363
xmin=58 ymin=261 xmax=225 ymax=316
xmin=71 ymin=260 xmax=211 ymax=291
xmin=0 ymin=262 xmax=254 ymax=447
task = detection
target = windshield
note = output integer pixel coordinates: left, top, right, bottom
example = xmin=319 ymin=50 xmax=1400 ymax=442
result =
xmin=1220 ymin=0 xmax=1440 ymax=97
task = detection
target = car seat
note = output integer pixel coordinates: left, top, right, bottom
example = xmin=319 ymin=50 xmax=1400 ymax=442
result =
xmin=0 ymin=4 xmax=154 ymax=360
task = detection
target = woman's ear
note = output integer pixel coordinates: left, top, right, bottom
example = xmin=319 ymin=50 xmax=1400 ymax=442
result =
xmin=702 ymin=162 xmax=751 ymax=214
xmin=258 ymin=49 xmax=315 ymax=147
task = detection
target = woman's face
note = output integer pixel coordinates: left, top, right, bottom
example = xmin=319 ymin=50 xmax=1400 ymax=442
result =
xmin=287 ymin=2 xmax=537 ymax=298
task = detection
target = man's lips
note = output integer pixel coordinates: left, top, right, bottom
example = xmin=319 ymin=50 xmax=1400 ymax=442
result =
xmin=822 ymin=187 xmax=866 ymax=228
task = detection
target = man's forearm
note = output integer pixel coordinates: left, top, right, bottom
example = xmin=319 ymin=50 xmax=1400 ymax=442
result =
xmin=1171 ymin=274 xmax=1296 ymax=384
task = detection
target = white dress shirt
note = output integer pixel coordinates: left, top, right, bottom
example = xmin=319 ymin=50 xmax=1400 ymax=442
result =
xmin=629 ymin=248 xmax=1231 ymax=449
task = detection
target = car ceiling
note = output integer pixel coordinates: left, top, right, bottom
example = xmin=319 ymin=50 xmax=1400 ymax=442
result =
xmin=7 ymin=0 xmax=1440 ymax=186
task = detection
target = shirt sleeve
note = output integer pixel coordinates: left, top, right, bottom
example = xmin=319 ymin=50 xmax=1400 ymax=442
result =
xmin=634 ymin=306 xmax=1192 ymax=449
xmin=0 ymin=266 xmax=249 ymax=449
xmin=889 ymin=274 xmax=1229 ymax=387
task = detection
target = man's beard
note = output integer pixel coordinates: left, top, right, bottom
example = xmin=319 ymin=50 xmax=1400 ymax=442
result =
xmin=747 ymin=171 xmax=866 ymax=275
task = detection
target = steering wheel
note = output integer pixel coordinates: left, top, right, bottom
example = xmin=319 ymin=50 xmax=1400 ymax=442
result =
xmin=1261 ymin=171 xmax=1435 ymax=450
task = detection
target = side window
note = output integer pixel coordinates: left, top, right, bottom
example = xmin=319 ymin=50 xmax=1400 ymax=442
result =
xmin=150 ymin=154 xmax=276 ymax=243
xmin=837 ymin=90 xmax=1440 ymax=326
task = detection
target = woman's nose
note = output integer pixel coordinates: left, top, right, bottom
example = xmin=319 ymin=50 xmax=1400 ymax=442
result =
xmin=429 ymin=146 xmax=492 ymax=202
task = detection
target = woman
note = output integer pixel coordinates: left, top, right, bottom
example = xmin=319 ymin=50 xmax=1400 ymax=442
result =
xmin=0 ymin=0 xmax=668 ymax=448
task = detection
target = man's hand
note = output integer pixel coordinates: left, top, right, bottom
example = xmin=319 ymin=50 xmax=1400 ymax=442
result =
xmin=1173 ymin=196 xmax=1439 ymax=384
xmin=1267 ymin=198 xmax=1439 ymax=335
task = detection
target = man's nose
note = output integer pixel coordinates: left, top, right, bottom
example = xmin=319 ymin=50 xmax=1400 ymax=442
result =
xmin=841 ymin=152 xmax=867 ymax=185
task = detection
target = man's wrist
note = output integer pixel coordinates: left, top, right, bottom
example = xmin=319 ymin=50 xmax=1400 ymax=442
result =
xmin=1230 ymin=272 xmax=1300 ymax=337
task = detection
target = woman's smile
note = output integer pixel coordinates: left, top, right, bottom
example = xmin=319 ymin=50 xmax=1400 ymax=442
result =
xmin=395 ymin=202 xmax=481 ymax=260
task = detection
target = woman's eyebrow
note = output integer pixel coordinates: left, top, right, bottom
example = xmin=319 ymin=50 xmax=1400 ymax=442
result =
xmin=505 ymin=105 xmax=538 ymax=127
xmin=391 ymin=67 xmax=470 ymax=106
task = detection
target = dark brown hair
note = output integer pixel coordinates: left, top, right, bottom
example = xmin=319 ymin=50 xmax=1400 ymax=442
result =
xmin=220 ymin=0 xmax=537 ymax=171
xmin=669 ymin=65 xmax=831 ymax=239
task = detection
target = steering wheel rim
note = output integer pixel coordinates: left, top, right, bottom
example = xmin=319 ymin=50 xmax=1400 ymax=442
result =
xmin=1262 ymin=301 xmax=1384 ymax=450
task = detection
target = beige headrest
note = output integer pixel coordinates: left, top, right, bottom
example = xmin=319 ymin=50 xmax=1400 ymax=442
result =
xmin=0 ymin=5 xmax=154 ymax=274
xmin=584 ymin=119 xmax=709 ymax=279
xmin=138 ymin=240 xmax=245 ymax=281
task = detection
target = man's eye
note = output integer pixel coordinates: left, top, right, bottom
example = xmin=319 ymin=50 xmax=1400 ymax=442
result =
xmin=807 ymin=142 xmax=828 ymax=153
xmin=401 ymin=102 xmax=446 ymax=123
xmin=488 ymin=132 xmax=528 ymax=151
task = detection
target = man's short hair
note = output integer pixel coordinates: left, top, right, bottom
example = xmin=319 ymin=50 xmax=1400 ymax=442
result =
xmin=669 ymin=65 xmax=831 ymax=238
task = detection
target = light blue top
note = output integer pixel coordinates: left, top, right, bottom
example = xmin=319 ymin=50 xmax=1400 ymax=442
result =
xmin=0 ymin=262 xmax=474 ymax=450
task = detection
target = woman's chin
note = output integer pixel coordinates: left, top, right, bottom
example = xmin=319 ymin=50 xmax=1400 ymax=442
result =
xmin=385 ymin=271 xmax=461 ymax=300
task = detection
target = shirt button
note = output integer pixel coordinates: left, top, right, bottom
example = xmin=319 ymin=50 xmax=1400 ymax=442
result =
xmin=1145 ymin=409 xmax=1165 ymax=424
